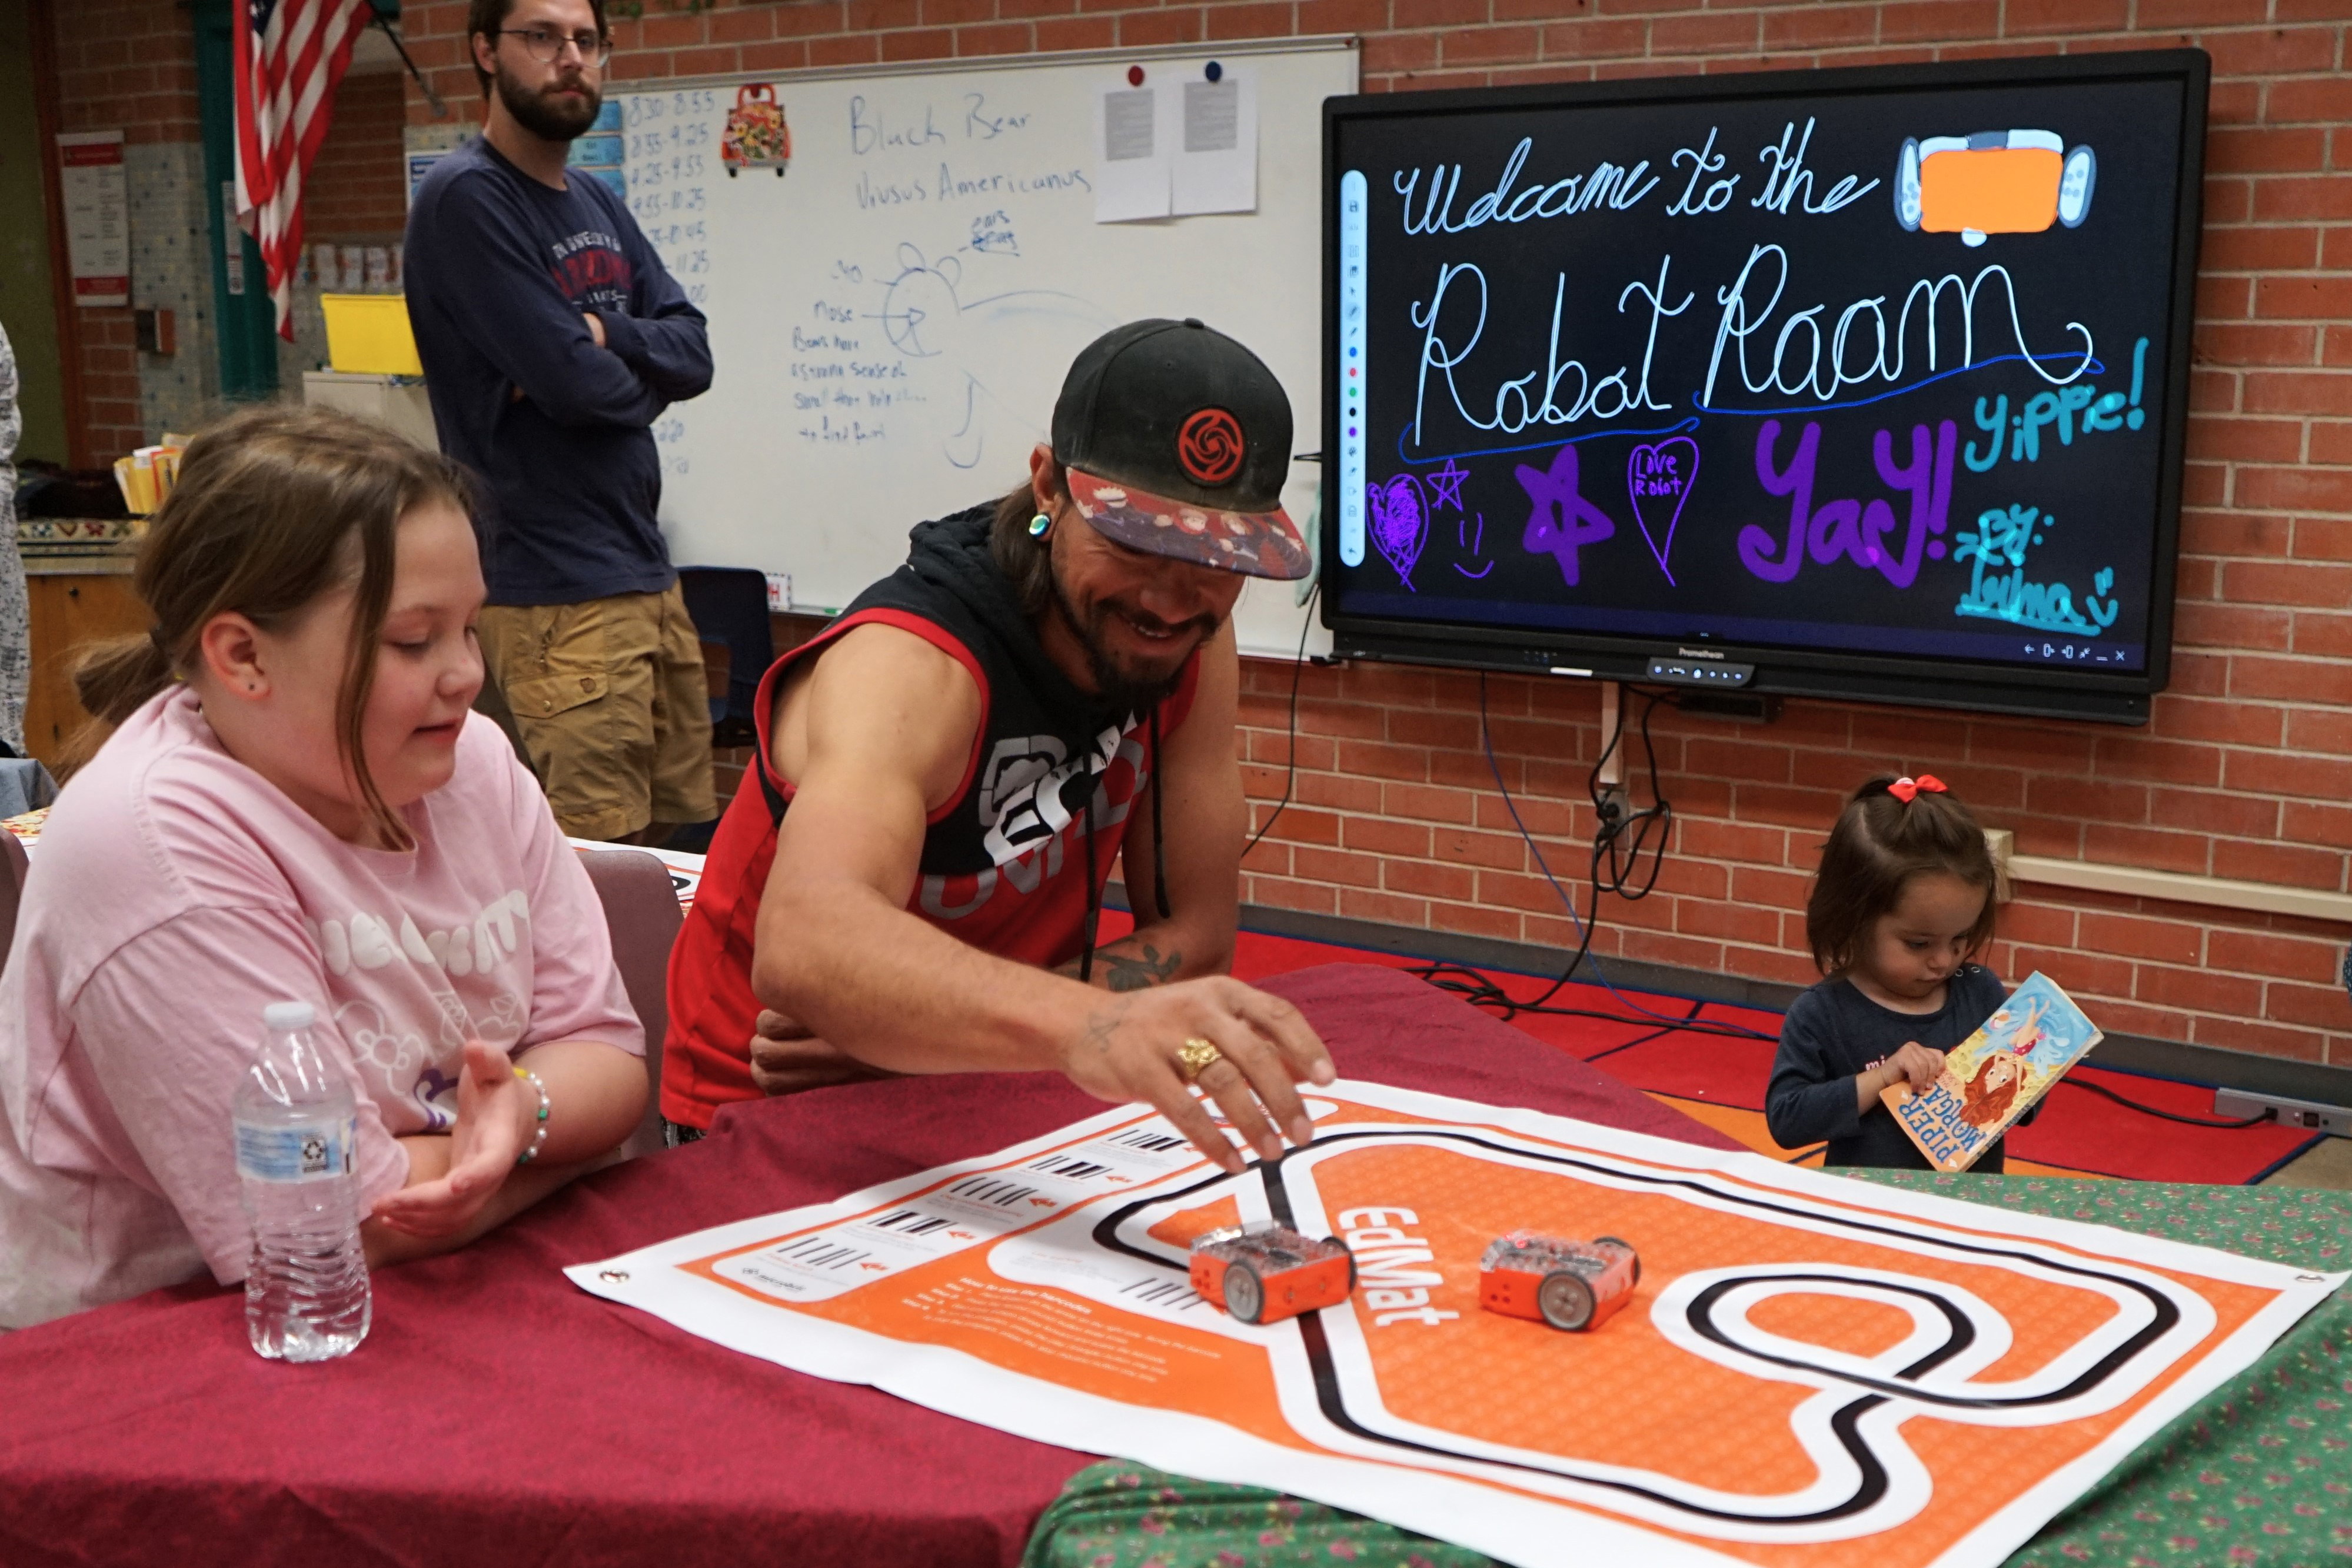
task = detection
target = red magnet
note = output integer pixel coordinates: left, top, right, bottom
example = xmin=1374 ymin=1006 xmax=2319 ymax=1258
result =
xmin=1127 ymin=65 xmax=1145 ymax=86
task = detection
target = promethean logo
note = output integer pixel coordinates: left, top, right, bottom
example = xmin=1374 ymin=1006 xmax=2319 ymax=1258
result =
xmin=1677 ymin=647 xmax=1726 ymax=659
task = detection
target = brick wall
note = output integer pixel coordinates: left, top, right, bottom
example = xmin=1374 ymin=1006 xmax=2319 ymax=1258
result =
xmin=51 ymin=0 xmax=199 ymax=463
xmin=395 ymin=0 xmax=2352 ymax=1067
xmin=305 ymin=69 xmax=411 ymax=243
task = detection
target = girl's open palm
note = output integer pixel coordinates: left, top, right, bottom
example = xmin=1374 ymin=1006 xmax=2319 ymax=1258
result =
xmin=369 ymin=1039 xmax=528 ymax=1237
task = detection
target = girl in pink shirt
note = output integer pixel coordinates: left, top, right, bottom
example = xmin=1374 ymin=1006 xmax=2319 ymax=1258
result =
xmin=0 ymin=406 xmax=648 ymax=1327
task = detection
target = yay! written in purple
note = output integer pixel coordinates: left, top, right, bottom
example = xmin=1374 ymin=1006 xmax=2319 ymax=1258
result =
xmin=1740 ymin=419 xmax=1958 ymax=590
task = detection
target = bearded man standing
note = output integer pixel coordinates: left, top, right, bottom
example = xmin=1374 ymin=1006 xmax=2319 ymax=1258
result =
xmin=405 ymin=0 xmax=716 ymax=845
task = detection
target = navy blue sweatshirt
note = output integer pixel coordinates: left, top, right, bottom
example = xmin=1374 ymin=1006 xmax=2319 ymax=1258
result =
xmin=405 ymin=137 xmax=712 ymax=605
xmin=1765 ymin=965 xmax=2033 ymax=1171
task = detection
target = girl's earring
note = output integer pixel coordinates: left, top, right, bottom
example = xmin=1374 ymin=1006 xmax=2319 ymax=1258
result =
xmin=1027 ymin=512 xmax=1052 ymax=539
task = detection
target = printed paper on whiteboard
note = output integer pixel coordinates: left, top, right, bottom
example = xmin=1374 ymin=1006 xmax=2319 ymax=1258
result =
xmin=1093 ymin=83 xmax=1169 ymax=222
xmin=569 ymin=1079 xmax=2342 ymax=1568
xmin=1173 ymin=72 xmax=1257 ymax=216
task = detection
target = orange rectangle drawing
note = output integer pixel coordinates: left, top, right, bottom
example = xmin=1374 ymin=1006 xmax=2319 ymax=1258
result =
xmin=571 ymin=1081 xmax=2343 ymax=1568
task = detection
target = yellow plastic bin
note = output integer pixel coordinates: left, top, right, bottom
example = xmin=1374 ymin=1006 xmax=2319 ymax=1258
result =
xmin=320 ymin=293 xmax=424 ymax=377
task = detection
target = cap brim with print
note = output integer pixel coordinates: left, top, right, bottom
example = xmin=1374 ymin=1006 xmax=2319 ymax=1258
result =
xmin=1065 ymin=467 xmax=1310 ymax=582
xmin=1052 ymin=318 xmax=1312 ymax=582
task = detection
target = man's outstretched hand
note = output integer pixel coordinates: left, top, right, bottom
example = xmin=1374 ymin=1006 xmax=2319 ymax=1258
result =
xmin=1056 ymin=978 xmax=1335 ymax=1174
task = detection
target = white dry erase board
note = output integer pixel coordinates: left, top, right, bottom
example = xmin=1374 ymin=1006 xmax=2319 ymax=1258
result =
xmin=609 ymin=40 xmax=1356 ymax=657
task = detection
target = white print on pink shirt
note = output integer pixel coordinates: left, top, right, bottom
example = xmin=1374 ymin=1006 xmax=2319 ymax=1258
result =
xmin=312 ymin=888 xmax=530 ymax=980
xmin=309 ymin=890 xmax=537 ymax=1130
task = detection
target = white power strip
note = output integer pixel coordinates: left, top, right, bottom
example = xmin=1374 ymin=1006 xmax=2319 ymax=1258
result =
xmin=2213 ymin=1088 xmax=2352 ymax=1138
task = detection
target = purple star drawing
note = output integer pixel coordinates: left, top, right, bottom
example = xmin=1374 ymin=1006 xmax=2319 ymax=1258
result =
xmin=1518 ymin=444 xmax=1615 ymax=587
xmin=1427 ymin=457 xmax=1469 ymax=512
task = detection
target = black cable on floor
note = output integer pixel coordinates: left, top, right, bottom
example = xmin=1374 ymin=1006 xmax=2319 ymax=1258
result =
xmin=2051 ymin=1075 xmax=2277 ymax=1130
xmin=1403 ymin=959 xmax=1779 ymax=1043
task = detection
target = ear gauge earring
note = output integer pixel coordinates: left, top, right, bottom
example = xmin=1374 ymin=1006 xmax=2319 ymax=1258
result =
xmin=1027 ymin=512 xmax=1052 ymax=539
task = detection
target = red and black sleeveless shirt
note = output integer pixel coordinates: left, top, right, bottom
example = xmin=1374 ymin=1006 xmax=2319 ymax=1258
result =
xmin=660 ymin=507 xmax=1199 ymax=1128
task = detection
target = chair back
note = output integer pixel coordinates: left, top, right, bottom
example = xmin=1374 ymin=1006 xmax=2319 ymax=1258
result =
xmin=577 ymin=848 xmax=685 ymax=1160
xmin=0 ymin=829 xmax=28 ymax=978
xmin=677 ymin=567 xmax=776 ymax=748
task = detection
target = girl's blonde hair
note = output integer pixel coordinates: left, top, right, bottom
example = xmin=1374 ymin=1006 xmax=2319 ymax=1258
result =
xmin=68 ymin=405 xmax=473 ymax=848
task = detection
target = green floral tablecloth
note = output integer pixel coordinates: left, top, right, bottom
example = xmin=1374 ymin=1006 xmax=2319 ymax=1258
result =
xmin=1022 ymin=1176 xmax=2352 ymax=1568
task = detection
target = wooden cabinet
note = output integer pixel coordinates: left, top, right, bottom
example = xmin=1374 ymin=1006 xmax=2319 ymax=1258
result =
xmin=25 ymin=570 xmax=148 ymax=770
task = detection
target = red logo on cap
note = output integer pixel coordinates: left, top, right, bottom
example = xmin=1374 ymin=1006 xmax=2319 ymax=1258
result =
xmin=1177 ymin=408 xmax=1245 ymax=486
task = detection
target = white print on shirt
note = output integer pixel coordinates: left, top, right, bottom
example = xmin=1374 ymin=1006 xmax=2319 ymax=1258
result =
xmin=979 ymin=722 xmax=1142 ymax=870
xmin=315 ymin=890 xmax=528 ymax=980
xmin=338 ymin=998 xmax=430 ymax=1087
xmin=920 ymin=724 xmax=1150 ymax=921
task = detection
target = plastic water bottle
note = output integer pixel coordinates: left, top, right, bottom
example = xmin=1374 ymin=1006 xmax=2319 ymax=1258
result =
xmin=234 ymin=1000 xmax=371 ymax=1361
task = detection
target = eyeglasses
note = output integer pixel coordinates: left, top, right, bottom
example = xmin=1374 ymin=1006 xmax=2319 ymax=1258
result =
xmin=499 ymin=26 xmax=611 ymax=65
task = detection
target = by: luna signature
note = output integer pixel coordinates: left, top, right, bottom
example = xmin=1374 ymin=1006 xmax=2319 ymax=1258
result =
xmin=1953 ymin=504 xmax=2119 ymax=637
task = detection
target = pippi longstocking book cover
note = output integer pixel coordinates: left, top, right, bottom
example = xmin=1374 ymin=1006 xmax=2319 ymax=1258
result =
xmin=1879 ymin=971 xmax=2101 ymax=1174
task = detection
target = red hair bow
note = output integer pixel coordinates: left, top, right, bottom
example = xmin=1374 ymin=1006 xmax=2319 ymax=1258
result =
xmin=1888 ymin=774 xmax=1947 ymax=804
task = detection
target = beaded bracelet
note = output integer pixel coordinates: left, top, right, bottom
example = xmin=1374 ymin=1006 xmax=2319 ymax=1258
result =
xmin=512 ymin=1065 xmax=550 ymax=1166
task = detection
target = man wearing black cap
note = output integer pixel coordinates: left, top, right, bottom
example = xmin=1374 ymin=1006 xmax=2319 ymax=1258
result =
xmin=660 ymin=320 xmax=1333 ymax=1170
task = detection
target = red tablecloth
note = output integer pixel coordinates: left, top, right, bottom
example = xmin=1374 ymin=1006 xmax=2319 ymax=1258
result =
xmin=0 ymin=964 xmax=1736 ymax=1568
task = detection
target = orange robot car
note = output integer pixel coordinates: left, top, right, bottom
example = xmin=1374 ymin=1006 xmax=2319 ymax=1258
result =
xmin=1478 ymin=1231 xmax=1641 ymax=1331
xmin=1188 ymin=1222 xmax=1357 ymax=1324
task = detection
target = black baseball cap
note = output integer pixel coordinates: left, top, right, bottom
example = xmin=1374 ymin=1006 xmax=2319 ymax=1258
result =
xmin=1051 ymin=318 xmax=1310 ymax=581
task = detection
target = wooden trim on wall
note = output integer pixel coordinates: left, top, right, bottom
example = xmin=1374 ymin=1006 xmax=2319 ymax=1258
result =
xmin=27 ymin=0 xmax=91 ymax=471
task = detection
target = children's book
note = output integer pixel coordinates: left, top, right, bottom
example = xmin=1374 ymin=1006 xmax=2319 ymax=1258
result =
xmin=1879 ymin=971 xmax=2102 ymax=1173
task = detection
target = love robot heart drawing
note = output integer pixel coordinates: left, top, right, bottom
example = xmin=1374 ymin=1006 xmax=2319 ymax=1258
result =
xmin=1626 ymin=437 xmax=1700 ymax=586
xmin=1366 ymin=474 xmax=1429 ymax=591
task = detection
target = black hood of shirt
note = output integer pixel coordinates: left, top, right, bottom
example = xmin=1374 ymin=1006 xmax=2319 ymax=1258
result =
xmin=896 ymin=503 xmax=1136 ymax=740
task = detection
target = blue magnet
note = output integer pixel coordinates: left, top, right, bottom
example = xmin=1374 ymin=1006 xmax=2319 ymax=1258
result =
xmin=1205 ymin=61 xmax=1223 ymax=82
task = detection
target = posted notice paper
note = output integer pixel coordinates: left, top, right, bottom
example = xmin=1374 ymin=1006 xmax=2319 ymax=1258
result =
xmin=1173 ymin=72 xmax=1257 ymax=216
xmin=1093 ymin=81 xmax=1170 ymax=222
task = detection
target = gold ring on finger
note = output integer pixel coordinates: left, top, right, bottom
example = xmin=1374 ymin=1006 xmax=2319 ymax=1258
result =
xmin=1176 ymin=1037 xmax=1223 ymax=1081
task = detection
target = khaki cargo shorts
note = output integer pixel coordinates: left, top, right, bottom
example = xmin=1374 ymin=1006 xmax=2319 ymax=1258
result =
xmin=478 ymin=583 xmax=717 ymax=841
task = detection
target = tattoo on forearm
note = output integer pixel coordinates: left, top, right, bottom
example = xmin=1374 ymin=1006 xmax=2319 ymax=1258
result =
xmin=1099 ymin=941 xmax=1182 ymax=993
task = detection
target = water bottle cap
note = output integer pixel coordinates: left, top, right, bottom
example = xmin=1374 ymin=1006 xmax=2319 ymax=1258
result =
xmin=263 ymin=1000 xmax=316 ymax=1031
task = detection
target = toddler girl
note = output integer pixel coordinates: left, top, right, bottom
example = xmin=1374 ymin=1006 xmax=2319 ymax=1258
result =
xmin=0 ymin=407 xmax=648 ymax=1326
xmin=1765 ymin=774 xmax=2022 ymax=1171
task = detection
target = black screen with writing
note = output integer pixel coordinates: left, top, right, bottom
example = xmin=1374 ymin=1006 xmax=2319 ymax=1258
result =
xmin=1322 ymin=52 xmax=2207 ymax=717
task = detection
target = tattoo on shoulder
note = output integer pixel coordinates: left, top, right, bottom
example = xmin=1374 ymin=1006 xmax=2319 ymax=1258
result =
xmin=1100 ymin=942 xmax=1182 ymax=993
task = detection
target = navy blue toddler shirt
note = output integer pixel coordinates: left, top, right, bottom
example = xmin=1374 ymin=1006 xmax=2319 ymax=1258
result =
xmin=1765 ymin=965 xmax=2033 ymax=1171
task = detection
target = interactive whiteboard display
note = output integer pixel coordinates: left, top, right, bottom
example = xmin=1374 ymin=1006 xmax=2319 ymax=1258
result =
xmin=1321 ymin=52 xmax=2208 ymax=721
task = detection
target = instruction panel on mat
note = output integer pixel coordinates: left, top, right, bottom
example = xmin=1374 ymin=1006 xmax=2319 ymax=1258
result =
xmin=570 ymin=1080 xmax=2340 ymax=1568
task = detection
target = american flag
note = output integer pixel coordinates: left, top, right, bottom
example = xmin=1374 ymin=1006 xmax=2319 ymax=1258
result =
xmin=233 ymin=0 xmax=375 ymax=340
